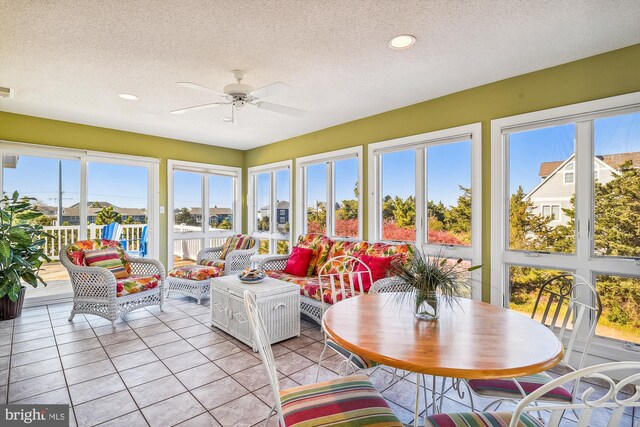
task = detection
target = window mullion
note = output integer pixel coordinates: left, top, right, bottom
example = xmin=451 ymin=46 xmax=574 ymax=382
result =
xmin=326 ymin=161 xmax=334 ymax=237
xmin=575 ymin=121 xmax=594 ymax=263
xmin=415 ymin=148 xmax=425 ymax=247
xmin=202 ymin=173 xmax=209 ymax=246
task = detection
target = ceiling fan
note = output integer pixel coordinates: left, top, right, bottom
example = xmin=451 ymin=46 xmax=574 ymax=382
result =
xmin=171 ymin=70 xmax=306 ymax=123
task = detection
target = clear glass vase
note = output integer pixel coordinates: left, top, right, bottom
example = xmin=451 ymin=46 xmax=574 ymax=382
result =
xmin=414 ymin=291 xmax=439 ymax=321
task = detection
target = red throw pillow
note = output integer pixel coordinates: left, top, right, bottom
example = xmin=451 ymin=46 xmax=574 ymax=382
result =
xmin=352 ymin=255 xmax=394 ymax=293
xmin=284 ymin=247 xmax=313 ymax=277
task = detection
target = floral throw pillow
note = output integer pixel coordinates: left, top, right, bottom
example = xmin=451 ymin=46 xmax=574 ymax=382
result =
xmin=295 ymin=234 xmax=334 ymax=277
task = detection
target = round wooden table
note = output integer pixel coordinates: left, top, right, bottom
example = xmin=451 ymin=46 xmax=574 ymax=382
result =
xmin=322 ymin=293 xmax=564 ymax=380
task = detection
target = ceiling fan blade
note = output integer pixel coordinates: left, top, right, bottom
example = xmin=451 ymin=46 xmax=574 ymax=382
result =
xmin=176 ymin=82 xmax=226 ymax=97
xmin=250 ymin=82 xmax=289 ymax=99
xmin=170 ymin=102 xmax=227 ymax=115
xmin=256 ymin=102 xmax=306 ymax=118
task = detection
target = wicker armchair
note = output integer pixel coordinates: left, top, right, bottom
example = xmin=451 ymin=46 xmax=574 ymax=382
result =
xmin=197 ymin=238 xmax=259 ymax=274
xmin=61 ymin=242 xmax=165 ymax=328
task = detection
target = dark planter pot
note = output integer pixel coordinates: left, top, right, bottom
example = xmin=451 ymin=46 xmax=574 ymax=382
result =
xmin=0 ymin=286 xmax=26 ymax=320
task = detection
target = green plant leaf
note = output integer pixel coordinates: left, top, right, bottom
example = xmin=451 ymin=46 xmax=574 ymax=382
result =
xmin=16 ymin=212 xmax=43 ymax=220
xmin=467 ymin=264 xmax=483 ymax=271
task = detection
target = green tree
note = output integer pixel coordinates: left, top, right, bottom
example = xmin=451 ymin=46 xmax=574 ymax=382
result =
xmin=95 ymin=205 xmax=121 ymax=225
xmin=445 ymin=186 xmax=471 ymax=234
xmin=175 ymin=208 xmax=198 ymax=226
xmin=427 ymin=201 xmax=447 ymax=223
xmin=593 ymin=162 xmax=640 ymax=257
xmin=391 ymin=196 xmax=416 ymax=227
xmin=509 ymin=186 xmax=552 ymax=251
xmin=218 ymin=218 xmax=233 ymax=230
xmin=336 ymin=199 xmax=358 ymax=220
xmin=307 ymin=202 xmax=327 ymax=227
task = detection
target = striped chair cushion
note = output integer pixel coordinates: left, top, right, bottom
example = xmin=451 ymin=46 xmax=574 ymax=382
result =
xmin=468 ymin=371 xmax=572 ymax=402
xmin=199 ymin=259 xmax=225 ymax=269
xmin=327 ymin=339 xmax=379 ymax=370
xmin=220 ymin=234 xmax=253 ymax=260
xmin=83 ymin=248 xmax=129 ymax=279
xmin=423 ymin=412 xmax=543 ymax=427
xmin=280 ymin=374 xmax=402 ymax=427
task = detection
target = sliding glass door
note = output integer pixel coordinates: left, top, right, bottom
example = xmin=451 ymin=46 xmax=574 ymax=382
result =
xmin=0 ymin=143 xmax=159 ymax=303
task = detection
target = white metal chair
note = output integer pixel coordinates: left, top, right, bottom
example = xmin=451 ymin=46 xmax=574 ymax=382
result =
xmin=315 ymin=255 xmax=384 ymax=380
xmin=462 ymin=273 xmax=603 ymax=411
xmin=61 ymin=240 xmax=165 ymax=328
xmin=424 ymin=362 xmax=640 ymax=427
xmin=243 ymin=290 xmax=403 ymax=427
xmin=166 ymin=235 xmax=258 ymax=304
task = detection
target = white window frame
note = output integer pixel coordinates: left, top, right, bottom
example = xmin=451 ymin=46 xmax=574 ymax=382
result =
xmin=167 ymin=159 xmax=242 ymax=269
xmin=491 ymin=91 xmax=640 ymax=361
xmin=248 ymin=160 xmax=293 ymax=254
xmin=541 ymin=204 xmax=561 ymax=222
xmin=0 ymin=140 xmax=161 ymax=259
xmin=296 ymin=147 xmax=363 ymax=240
xmin=368 ymin=123 xmax=482 ymax=299
xmin=563 ymin=162 xmax=575 ymax=184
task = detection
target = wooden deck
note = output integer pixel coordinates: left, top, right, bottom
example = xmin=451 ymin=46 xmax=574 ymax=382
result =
xmin=24 ymin=257 xmax=195 ymax=307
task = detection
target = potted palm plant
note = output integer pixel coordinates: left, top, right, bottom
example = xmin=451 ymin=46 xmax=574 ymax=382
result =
xmin=391 ymin=246 xmax=481 ymax=321
xmin=0 ymin=192 xmax=50 ymax=320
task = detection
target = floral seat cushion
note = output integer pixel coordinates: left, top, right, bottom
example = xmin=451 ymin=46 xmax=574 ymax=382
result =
xmin=424 ymin=412 xmax=543 ymax=427
xmin=67 ymin=239 xmax=131 ymax=275
xmin=116 ymin=275 xmax=160 ymax=298
xmin=365 ymin=242 xmax=411 ymax=266
xmin=280 ymin=374 xmax=402 ymax=427
xmin=467 ymin=371 xmax=572 ymax=402
xmin=265 ymin=270 xmax=353 ymax=305
xmin=168 ymin=265 xmax=223 ymax=281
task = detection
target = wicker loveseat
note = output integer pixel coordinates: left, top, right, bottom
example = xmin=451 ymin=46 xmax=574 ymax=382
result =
xmin=61 ymin=239 xmax=166 ymax=328
xmin=258 ymin=234 xmax=411 ymax=323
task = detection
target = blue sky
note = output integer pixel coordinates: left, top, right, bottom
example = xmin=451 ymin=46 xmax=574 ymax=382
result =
xmin=4 ymin=113 xmax=638 ymax=214
xmin=380 ymin=141 xmax=471 ymax=207
xmin=256 ymin=169 xmax=290 ymax=211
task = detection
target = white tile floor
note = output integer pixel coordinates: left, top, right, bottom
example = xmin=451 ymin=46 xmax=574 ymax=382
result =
xmin=0 ymin=296 xmax=637 ymax=427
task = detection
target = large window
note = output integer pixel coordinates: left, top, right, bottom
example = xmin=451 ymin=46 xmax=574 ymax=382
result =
xmin=248 ymin=161 xmax=292 ymax=255
xmin=168 ymin=160 xmax=241 ymax=269
xmin=297 ymin=148 xmax=362 ymax=239
xmin=369 ymin=124 xmax=482 ymax=297
xmin=492 ymin=92 xmax=640 ymax=358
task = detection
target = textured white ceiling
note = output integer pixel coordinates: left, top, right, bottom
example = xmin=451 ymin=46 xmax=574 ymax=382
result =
xmin=1 ymin=1 xmax=639 ymax=150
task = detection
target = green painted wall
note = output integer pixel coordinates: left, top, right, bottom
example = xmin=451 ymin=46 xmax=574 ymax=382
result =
xmin=244 ymin=43 xmax=640 ymax=302
xmin=0 ymin=112 xmax=244 ymax=266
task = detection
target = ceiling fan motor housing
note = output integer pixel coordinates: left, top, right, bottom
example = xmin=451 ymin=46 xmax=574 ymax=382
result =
xmin=223 ymin=83 xmax=253 ymax=98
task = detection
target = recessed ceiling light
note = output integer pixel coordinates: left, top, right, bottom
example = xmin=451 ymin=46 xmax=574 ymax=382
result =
xmin=118 ymin=93 xmax=138 ymax=101
xmin=388 ymin=34 xmax=416 ymax=50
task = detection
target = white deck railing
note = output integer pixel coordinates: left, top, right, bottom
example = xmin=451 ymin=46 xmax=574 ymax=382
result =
xmin=42 ymin=223 xmax=231 ymax=261
xmin=43 ymin=224 xmax=147 ymax=260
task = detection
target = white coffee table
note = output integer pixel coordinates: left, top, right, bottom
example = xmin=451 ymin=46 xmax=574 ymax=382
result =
xmin=209 ymin=275 xmax=300 ymax=351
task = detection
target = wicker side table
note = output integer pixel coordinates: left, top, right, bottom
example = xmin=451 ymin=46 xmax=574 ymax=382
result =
xmin=210 ymin=275 xmax=300 ymax=351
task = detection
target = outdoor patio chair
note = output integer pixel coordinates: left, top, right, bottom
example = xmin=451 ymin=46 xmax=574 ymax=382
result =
xmin=100 ymin=222 xmax=123 ymax=240
xmin=243 ymin=290 xmax=403 ymax=427
xmin=462 ymin=273 xmax=603 ymax=412
xmin=166 ymin=234 xmax=258 ymax=304
xmin=424 ymin=361 xmax=640 ymax=427
xmin=121 ymin=225 xmax=148 ymax=257
xmin=61 ymin=239 xmax=165 ymax=328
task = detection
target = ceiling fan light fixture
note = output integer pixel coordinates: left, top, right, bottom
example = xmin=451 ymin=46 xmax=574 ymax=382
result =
xmin=388 ymin=34 xmax=416 ymax=50
xmin=118 ymin=93 xmax=138 ymax=101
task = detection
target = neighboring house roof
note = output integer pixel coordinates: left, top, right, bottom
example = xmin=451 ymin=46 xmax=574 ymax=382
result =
xmin=62 ymin=202 xmax=147 ymax=217
xmin=538 ymin=151 xmax=640 ymax=178
xmin=188 ymin=207 xmax=233 ymax=216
